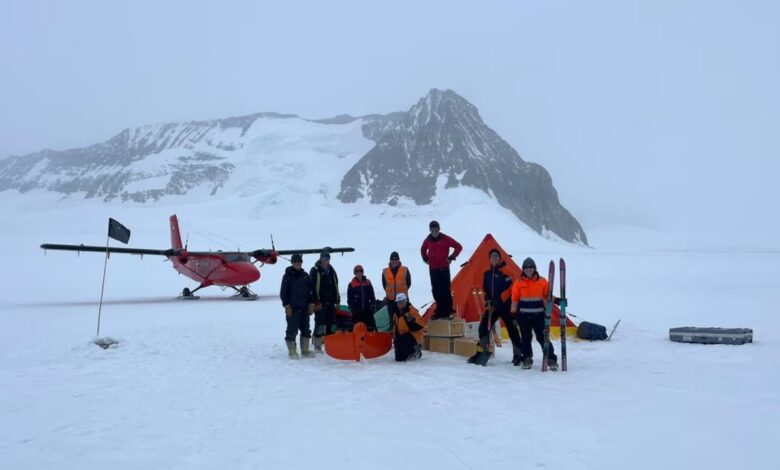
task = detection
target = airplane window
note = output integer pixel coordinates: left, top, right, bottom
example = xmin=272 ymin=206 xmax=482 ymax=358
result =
xmin=225 ymin=253 xmax=250 ymax=262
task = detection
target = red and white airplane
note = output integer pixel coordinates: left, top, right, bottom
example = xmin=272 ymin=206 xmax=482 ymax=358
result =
xmin=41 ymin=214 xmax=354 ymax=299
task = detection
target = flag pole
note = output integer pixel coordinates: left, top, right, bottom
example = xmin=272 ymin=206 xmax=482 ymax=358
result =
xmin=96 ymin=233 xmax=110 ymax=336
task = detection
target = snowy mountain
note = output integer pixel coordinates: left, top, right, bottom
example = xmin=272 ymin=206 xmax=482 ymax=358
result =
xmin=339 ymin=89 xmax=587 ymax=244
xmin=0 ymin=89 xmax=586 ymax=244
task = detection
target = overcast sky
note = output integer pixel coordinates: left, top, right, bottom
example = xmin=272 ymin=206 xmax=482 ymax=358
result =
xmin=1 ymin=0 xmax=778 ymax=240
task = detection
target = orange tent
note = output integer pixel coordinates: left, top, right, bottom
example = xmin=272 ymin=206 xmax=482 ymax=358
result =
xmin=422 ymin=234 xmax=576 ymax=338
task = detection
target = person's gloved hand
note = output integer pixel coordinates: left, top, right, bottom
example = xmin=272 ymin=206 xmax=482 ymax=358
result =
xmin=448 ymin=255 xmax=456 ymax=262
xmin=284 ymin=304 xmax=293 ymax=317
xmin=422 ymin=256 xmax=429 ymax=264
xmin=307 ymin=303 xmax=315 ymax=315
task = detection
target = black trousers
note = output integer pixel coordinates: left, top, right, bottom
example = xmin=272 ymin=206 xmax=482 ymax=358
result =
xmin=314 ymin=304 xmax=336 ymax=337
xmin=478 ymin=308 xmax=522 ymax=350
xmin=430 ymin=267 xmax=453 ymax=318
xmin=352 ymin=309 xmax=376 ymax=331
xmin=394 ymin=333 xmax=418 ymax=361
xmin=517 ymin=312 xmax=556 ymax=361
xmin=285 ymin=306 xmax=311 ymax=342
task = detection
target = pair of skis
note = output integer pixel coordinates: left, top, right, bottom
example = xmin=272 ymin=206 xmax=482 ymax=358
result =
xmin=542 ymin=258 xmax=567 ymax=372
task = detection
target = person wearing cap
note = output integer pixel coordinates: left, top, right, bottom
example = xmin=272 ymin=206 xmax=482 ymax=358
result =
xmin=309 ymin=250 xmax=340 ymax=352
xmin=420 ymin=220 xmax=462 ymax=319
xmin=279 ymin=253 xmax=316 ymax=359
xmin=347 ymin=264 xmax=377 ymax=331
xmin=510 ymin=257 xmax=558 ymax=370
xmin=468 ymin=248 xmax=524 ymax=366
xmin=392 ymin=293 xmax=426 ymax=362
xmin=381 ymin=251 xmax=411 ymax=318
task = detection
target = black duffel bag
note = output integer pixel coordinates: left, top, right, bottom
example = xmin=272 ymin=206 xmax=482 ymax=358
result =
xmin=577 ymin=321 xmax=608 ymax=340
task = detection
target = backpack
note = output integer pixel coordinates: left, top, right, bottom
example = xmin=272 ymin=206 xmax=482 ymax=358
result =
xmin=576 ymin=321 xmax=608 ymax=340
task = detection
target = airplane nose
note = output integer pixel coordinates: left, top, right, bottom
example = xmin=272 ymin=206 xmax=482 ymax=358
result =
xmin=236 ymin=262 xmax=261 ymax=283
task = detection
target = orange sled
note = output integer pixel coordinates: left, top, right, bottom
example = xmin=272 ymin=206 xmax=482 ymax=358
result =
xmin=324 ymin=322 xmax=393 ymax=361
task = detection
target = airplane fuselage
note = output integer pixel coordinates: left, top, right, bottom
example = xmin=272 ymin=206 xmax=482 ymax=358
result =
xmin=171 ymin=251 xmax=261 ymax=288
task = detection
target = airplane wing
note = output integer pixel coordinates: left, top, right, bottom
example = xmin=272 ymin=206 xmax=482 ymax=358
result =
xmin=251 ymin=247 xmax=355 ymax=258
xmin=41 ymin=243 xmax=177 ymax=257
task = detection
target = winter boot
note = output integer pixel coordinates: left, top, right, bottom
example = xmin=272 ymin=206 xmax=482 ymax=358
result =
xmin=547 ymin=356 xmax=559 ymax=371
xmin=474 ymin=336 xmax=491 ymax=366
xmin=512 ymin=345 xmax=523 ymax=366
xmin=521 ymin=357 xmax=533 ymax=369
xmin=312 ymin=336 xmax=324 ymax=354
xmin=286 ymin=340 xmax=299 ymax=359
xmin=406 ymin=344 xmax=422 ymax=362
xmin=300 ymin=337 xmax=315 ymax=358
xmin=467 ymin=337 xmax=487 ymax=364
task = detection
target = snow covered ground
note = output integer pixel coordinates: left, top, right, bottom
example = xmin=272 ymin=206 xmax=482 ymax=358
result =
xmin=1 ymin=191 xmax=778 ymax=469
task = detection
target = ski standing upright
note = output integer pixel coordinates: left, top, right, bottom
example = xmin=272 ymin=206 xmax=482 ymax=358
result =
xmin=559 ymin=257 xmax=567 ymax=372
xmin=541 ymin=260 xmax=555 ymax=372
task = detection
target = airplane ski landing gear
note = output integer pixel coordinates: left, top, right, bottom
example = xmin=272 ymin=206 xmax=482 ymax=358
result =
xmin=179 ymin=286 xmax=201 ymax=300
xmin=231 ymin=285 xmax=258 ymax=300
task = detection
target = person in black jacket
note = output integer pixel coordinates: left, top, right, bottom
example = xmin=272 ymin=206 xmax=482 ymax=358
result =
xmin=468 ymin=249 xmax=523 ymax=366
xmin=279 ymin=253 xmax=315 ymax=359
xmin=310 ymin=251 xmax=340 ymax=353
xmin=347 ymin=264 xmax=377 ymax=331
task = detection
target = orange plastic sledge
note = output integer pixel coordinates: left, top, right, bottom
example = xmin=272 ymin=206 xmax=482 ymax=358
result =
xmin=324 ymin=322 xmax=393 ymax=361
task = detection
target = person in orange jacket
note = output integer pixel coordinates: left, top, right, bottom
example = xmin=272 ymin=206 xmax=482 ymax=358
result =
xmin=510 ymin=257 xmax=558 ymax=370
xmin=392 ymin=293 xmax=426 ymax=361
xmin=382 ymin=251 xmax=411 ymax=317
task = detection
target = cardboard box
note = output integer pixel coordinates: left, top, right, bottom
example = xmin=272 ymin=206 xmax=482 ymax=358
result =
xmin=453 ymin=336 xmax=495 ymax=358
xmin=427 ymin=318 xmax=466 ymax=337
xmin=428 ymin=336 xmax=455 ymax=354
xmin=465 ymin=321 xmax=480 ymax=337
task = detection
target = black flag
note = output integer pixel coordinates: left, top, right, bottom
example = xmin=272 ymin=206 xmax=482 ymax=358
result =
xmin=108 ymin=218 xmax=131 ymax=244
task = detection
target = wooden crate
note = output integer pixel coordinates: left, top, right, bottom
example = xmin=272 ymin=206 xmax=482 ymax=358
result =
xmin=427 ymin=318 xmax=466 ymax=337
xmin=453 ymin=336 xmax=494 ymax=358
xmin=428 ymin=336 xmax=455 ymax=354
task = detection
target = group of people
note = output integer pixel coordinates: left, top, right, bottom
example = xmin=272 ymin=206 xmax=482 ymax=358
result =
xmin=279 ymin=219 xmax=559 ymax=369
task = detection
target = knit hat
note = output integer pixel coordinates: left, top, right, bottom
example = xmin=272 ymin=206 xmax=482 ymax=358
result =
xmin=353 ymin=264 xmax=364 ymax=274
xmin=488 ymin=249 xmax=501 ymax=259
xmin=320 ymin=251 xmax=331 ymax=260
xmin=389 ymin=251 xmax=400 ymax=261
xmin=522 ymin=257 xmax=536 ymax=269
xmin=291 ymin=253 xmax=303 ymax=263
xmin=429 ymin=220 xmax=440 ymax=229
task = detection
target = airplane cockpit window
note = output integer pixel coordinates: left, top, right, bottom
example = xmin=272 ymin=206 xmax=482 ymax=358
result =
xmin=225 ymin=253 xmax=251 ymax=262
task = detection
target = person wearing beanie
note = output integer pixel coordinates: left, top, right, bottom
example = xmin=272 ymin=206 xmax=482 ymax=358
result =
xmin=392 ymin=293 xmax=426 ymax=362
xmin=420 ymin=220 xmax=462 ymax=319
xmin=347 ymin=264 xmax=377 ymax=331
xmin=510 ymin=257 xmax=559 ymax=370
xmin=279 ymin=253 xmax=315 ymax=359
xmin=309 ymin=250 xmax=340 ymax=352
xmin=382 ymin=251 xmax=411 ymax=318
xmin=468 ymin=248 xmax=523 ymax=366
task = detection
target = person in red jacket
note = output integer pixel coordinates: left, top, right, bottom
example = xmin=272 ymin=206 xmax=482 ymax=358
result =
xmin=420 ymin=220 xmax=462 ymax=319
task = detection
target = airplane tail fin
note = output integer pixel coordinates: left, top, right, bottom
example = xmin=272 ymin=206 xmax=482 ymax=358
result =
xmin=169 ymin=214 xmax=184 ymax=250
